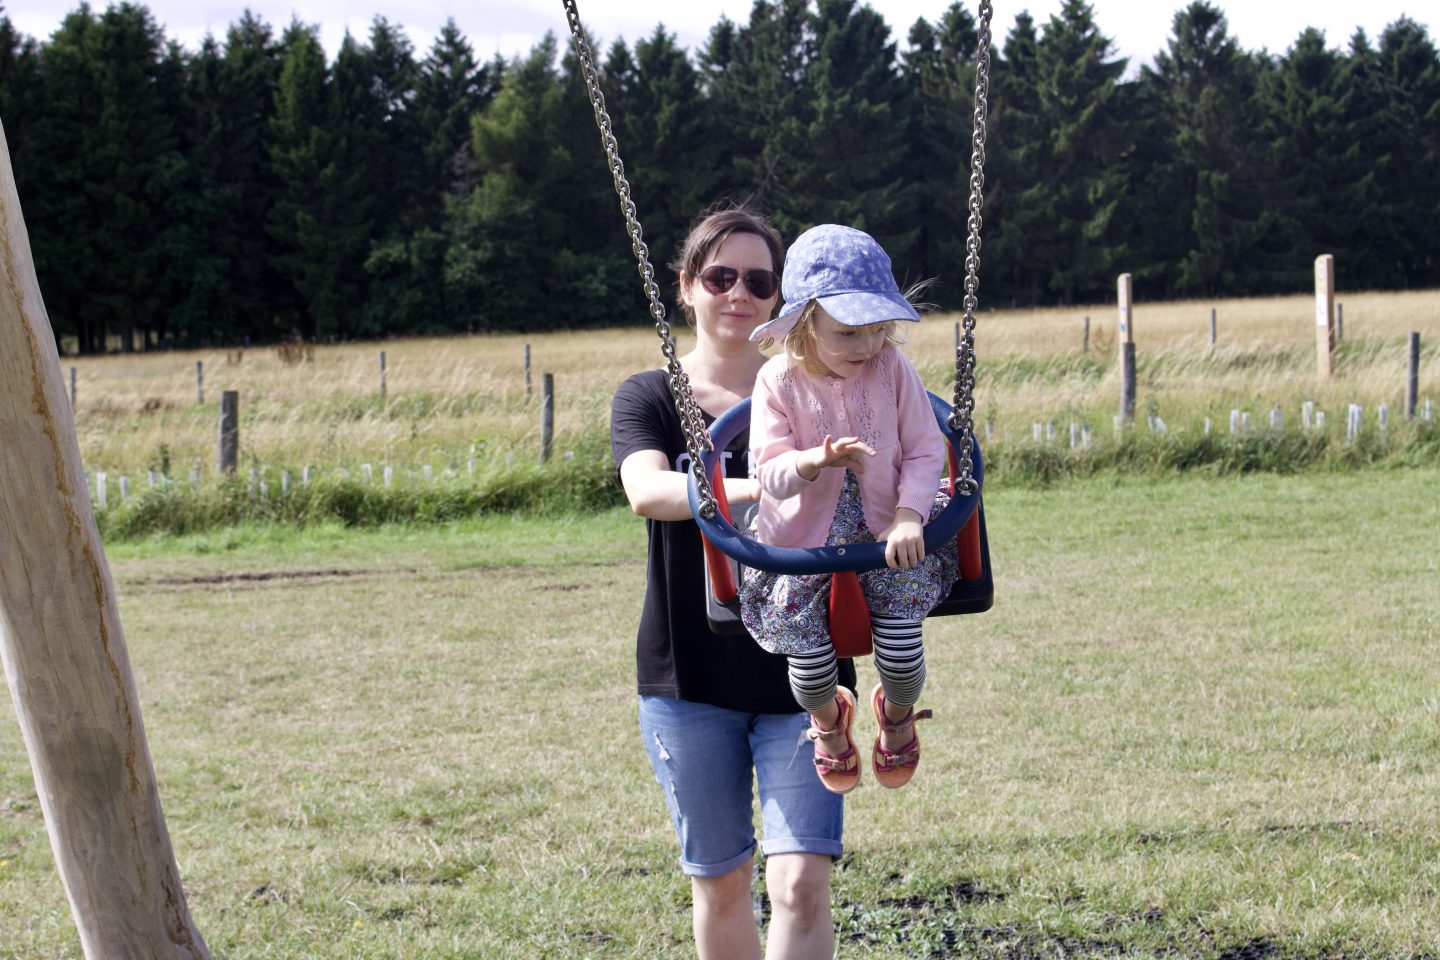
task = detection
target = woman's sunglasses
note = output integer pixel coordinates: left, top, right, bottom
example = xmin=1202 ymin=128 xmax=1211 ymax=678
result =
xmin=698 ymin=265 xmax=779 ymax=301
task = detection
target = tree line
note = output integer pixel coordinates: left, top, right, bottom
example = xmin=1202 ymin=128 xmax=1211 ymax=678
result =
xmin=1 ymin=0 xmax=1436 ymax=352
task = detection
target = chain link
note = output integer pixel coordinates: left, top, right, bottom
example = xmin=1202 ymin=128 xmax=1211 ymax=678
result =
xmin=564 ymin=0 xmax=991 ymax=509
xmin=561 ymin=0 xmax=718 ymax=518
xmin=949 ymin=0 xmax=993 ymax=496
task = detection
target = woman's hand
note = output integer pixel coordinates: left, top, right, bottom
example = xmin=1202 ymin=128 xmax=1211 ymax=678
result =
xmin=880 ymin=507 xmax=925 ymax=570
xmin=724 ymin=477 xmax=762 ymax=503
xmin=798 ymin=435 xmax=876 ymax=481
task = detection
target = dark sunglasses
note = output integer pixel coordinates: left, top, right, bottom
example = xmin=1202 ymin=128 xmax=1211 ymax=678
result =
xmin=698 ymin=265 xmax=779 ymax=300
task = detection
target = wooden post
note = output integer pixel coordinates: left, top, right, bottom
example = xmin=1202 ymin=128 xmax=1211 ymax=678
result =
xmin=1209 ymin=308 xmax=1217 ymax=348
xmin=540 ymin=372 xmax=555 ymax=462
xmin=379 ymin=350 xmax=387 ymax=399
xmin=1315 ymin=254 xmax=1335 ymax=378
xmin=69 ymin=366 xmax=76 ymax=408
xmin=0 ymin=119 xmax=212 ymax=958
xmin=524 ymin=343 xmax=532 ymax=397
xmin=1082 ymin=316 xmax=1090 ymax=353
xmin=1406 ymin=332 xmax=1420 ymax=420
xmin=194 ymin=360 xmax=203 ymax=405
xmin=1117 ymin=274 xmax=1135 ymax=425
xmin=218 ymin=391 xmax=238 ymax=474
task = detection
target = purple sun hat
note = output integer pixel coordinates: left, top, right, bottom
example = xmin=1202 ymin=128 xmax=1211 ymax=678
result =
xmin=750 ymin=224 xmax=920 ymax=342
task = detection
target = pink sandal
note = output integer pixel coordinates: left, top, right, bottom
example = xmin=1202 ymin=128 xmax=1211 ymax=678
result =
xmin=808 ymin=687 xmax=860 ymax=794
xmin=870 ymin=683 xmax=933 ymax=789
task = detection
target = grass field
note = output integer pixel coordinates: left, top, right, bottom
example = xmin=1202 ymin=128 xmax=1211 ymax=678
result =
xmin=3 ymin=470 xmax=1439 ymax=957
xmin=64 ymin=289 xmax=1437 ymax=481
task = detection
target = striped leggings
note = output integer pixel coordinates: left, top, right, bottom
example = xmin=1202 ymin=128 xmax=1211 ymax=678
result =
xmin=787 ymin=614 xmax=927 ymax=713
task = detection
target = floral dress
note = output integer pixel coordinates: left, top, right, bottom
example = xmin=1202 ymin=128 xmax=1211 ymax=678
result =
xmin=739 ymin=470 xmax=958 ymax=655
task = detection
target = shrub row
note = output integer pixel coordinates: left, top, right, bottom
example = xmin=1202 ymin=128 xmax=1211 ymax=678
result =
xmin=92 ymin=420 xmax=1439 ymax=539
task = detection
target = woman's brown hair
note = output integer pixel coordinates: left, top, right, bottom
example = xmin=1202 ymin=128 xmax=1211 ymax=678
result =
xmin=668 ymin=207 xmax=784 ymax=326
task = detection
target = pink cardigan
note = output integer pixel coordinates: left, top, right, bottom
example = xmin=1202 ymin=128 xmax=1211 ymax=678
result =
xmin=751 ymin=345 xmax=945 ymax=549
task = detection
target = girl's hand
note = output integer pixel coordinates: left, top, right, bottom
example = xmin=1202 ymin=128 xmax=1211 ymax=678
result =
xmin=880 ymin=508 xmax=925 ymax=570
xmin=799 ymin=435 xmax=876 ymax=480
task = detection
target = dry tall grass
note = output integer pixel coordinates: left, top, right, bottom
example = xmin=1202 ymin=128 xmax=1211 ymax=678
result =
xmin=66 ymin=289 xmax=1436 ymax=478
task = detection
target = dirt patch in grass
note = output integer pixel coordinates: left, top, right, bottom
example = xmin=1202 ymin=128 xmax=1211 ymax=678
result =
xmin=143 ymin=568 xmax=414 ymax=589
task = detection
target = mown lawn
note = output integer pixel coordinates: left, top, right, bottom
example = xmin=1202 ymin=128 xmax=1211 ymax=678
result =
xmin=2 ymin=469 xmax=1438 ymax=958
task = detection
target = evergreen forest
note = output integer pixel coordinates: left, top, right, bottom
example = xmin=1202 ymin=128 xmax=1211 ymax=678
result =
xmin=1 ymin=0 xmax=1437 ymax=352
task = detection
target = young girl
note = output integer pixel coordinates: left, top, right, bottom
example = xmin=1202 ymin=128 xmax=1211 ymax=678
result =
xmin=740 ymin=224 xmax=958 ymax=794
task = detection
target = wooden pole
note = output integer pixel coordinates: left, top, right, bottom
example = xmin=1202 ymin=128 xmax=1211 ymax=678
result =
xmin=379 ymin=350 xmax=387 ymax=399
xmin=69 ymin=365 xmax=76 ymax=408
xmin=218 ymin=391 xmax=238 ymax=475
xmin=1315 ymin=254 xmax=1335 ymax=378
xmin=1406 ymin=332 xmax=1420 ymax=420
xmin=1082 ymin=315 xmax=1089 ymax=353
xmin=194 ymin=360 xmax=203 ymax=405
xmin=524 ymin=343 xmax=532 ymax=397
xmin=1209 ymin=308 xmax=1217 ymax=348
xmin=0 ymin=120 xmax=212 ymax=958
xmin=540 ymin=372 xmax=554 ymax=462
xmin=1118 ymin=274 xmax=1135 ymax=425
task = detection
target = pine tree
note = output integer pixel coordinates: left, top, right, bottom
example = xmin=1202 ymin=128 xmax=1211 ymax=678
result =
xmin=1140 ymin=2 xmax=1276 ymax=296
xmin=266 ymin=20 xmax=335 ymax=338
xmin=148 ymin=36 xmax=232 ymax=345
xmin=793 ymin=0 xmax=919 ymax=265
xmin=0 ymin=11 xmax=42 ymax=228
xmin=24 ymin=5 xmax=103 ymax=350
xmin=1029 ymin=0 xmax=1129 ymax=304
xmin=215 ymin=11 xmax=285 ymax=342
xmin=703 ymin=0 xmax=812 ymax=214
xmin=619 ymin=26 xmax=722 ymax=284
xmin=1371 ymin=18 xmax=1440 ymax=287
xmin=987 ymin=11 xmax=1048 ymax=305
xmin=415 ymin=20 xmax=496 ymax=209
xmin=1257 ymin=28 xmax=1347 ymax=289
xmin=901 ymin=4 xmax=979 ymax=303
xmin=1331 ymin=30 xmax=1406 ymax=289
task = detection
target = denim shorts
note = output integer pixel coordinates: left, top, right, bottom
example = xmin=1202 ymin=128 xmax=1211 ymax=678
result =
xmin=638 ymin=696 xmax=845 ymax=878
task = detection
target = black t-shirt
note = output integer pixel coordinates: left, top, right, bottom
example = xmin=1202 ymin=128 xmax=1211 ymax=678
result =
xmin=611 ymin=369 xmax=855 ymax=713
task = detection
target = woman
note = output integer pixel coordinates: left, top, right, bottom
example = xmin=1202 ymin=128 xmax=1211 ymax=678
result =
xmin=610 ymin=207 xmax=854 ymax=959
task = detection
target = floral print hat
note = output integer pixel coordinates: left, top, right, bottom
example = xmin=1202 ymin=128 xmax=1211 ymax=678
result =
xmin=751 ymin=223 xmax=920 ymax=342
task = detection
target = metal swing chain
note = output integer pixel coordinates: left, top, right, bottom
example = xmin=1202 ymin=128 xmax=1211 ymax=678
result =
xmin=561 ymin=0 xmax=720 ymax=518
xmin=950 ymin=0 xmax=993 ymax=497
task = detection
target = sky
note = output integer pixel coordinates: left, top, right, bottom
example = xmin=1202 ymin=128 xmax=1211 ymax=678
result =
xmin=8 ymin=0 xmax=1431 ymax=78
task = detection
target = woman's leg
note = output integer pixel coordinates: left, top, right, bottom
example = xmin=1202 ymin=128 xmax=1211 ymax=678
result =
xmin=762 ymin=853 xmax=835 ymax=960
xmin=693 ymin=865 xmax=762 ymax=960
xmin=750 ymin=712 xmax=844 ymax=956
xmin=639 ymin=696 xmax=766 ymax=957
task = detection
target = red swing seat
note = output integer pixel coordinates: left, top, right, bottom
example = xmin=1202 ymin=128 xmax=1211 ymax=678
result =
xmin=701 ymin=446 xmax=993 ymax=656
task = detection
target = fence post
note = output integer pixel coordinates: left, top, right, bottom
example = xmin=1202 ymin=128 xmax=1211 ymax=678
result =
xmin=379 ymin=350 xmax=387 ymax=399
xmin=1082 ymin=315 xmax=1090 ymax=353
xmin=1315 ymin=254 xmax=1335 ymax=378
xmin=218 ymin=390 xmax=238 ymax=474
xmin=1118 ymin=273 xmax=1135 ymax=426
xmin=1406 ymin=332 xmax=1421 ymax=420
xmin=69 ymin=366 xmax=76 ymax=409
xmin=525 ymin=343 xmax=532 ymax=397
xmin=1209 ymin=308 xmax=1217 ymax=348
xmin=194 ymin=360 xmax=203 ymax=405
xmin=540 ymin=372 xmax=555 ymax=463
